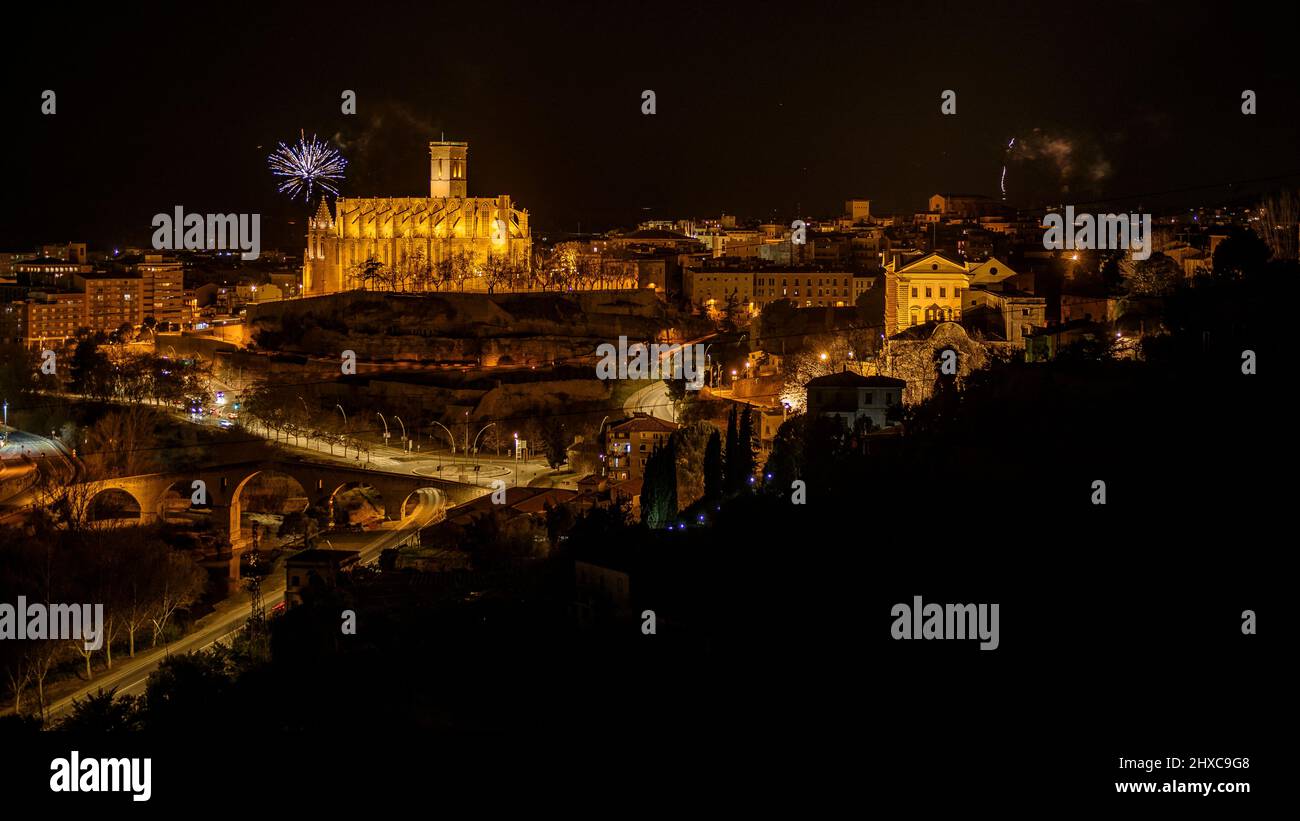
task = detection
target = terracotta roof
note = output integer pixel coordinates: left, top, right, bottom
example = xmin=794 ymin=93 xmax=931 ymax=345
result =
xmin=608 ymin=413 xmax=678 ymax=434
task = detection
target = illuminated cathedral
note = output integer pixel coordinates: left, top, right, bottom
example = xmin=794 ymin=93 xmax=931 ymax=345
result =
xmin=303 ymin=140 xmax=532 ymax=295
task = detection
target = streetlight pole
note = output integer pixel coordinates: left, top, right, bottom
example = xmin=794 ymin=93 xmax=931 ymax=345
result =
xmin=472 ymin=422 xmax=495 ymax=455
xmin=336 ymin=405 xmax=349 ymax=456
xmin=297 ymin=396 xmax=311 ymax=448
xmin=430 ymin=421 xmax=456 ymax=454
xmin=597 ymin=414 xmax=609 ymax=472
xmin=393 ymin=416 xmax=407 ymax=451
xmin=471 ymin=422 xmax=494 ymax=477
xmin=377 ymin=412 xmax=390 ymax=449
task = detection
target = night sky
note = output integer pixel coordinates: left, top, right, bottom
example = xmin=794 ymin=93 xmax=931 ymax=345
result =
xmin=3 ymin=0 xmax=1299 ymax=251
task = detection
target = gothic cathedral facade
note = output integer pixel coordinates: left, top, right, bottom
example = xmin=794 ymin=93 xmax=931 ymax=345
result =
xmin=303 ymin=140 xmax=531 ymax=295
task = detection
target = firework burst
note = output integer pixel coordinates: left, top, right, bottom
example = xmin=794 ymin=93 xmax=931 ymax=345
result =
xmin=268 ymin=131 xmax=347 ymax=201
xmin=1000 ymin=137 xmax=1016 ymax=201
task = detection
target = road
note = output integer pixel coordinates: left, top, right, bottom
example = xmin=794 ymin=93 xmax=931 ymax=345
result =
xmin=624 ymin=381 xmax=675 ymax=423
xmin=133 ymin=375 xmax=563 ymax=492
xmin=38 ymin=487 xmax=444 ymax=720
xmin=0 ymin=428 xmax=77 ymax=508
xmin=618 ymin=333 xmax=722 ymax=424
xmin=241 ymin=418 xmax=563 ymax=489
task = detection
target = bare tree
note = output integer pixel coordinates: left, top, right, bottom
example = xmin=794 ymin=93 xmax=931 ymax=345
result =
xmin=1119 ymin=252 xmax=1182 ymax=296
xmin=27 ymin=639 xmax=65 ymax=719
xmin=119 ymin=566 xmax=158 ymax=659
xmin=149 ymin=553 xmax=206 ymax=647
xmin=348 ymin=257 xmax=384 ymax=291
xmin=453 ymin=251 xmax=477 ymax=291
xmin=30 ymin=468 xmax=103 ymax=533
xmin=1257 ymin=189 xmax=1299 ymax=261
xmin=2 ymin=647 xmax=33 ymax=714
xmin=81 ymin=406 xmax=159 ymax=478
xmin=483 ymin=254 xmax=512 ymax=294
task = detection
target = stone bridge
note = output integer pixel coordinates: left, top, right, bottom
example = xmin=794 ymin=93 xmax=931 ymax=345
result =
xmin=84 ymin=458 xmax=486 ymax=569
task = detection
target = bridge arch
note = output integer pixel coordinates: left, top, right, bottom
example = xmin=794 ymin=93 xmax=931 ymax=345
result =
xmin=228 ymin=469 xmax=313 ymax=548
xmin=326 ymin=480 xmax=387 ymax=527
xmin=155 ymin=478 xmax=213 ymax=523
xmin=86 ymin=487 xmax=143 ymax=523
xmin=398 ymin=486 xmax=447 ymax=524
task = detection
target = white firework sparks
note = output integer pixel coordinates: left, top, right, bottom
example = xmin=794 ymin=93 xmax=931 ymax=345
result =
xmin=1000 ymin=137 xmax=1016 ymax=201
xmin=268 ymin=131 xmax=347 ymax=202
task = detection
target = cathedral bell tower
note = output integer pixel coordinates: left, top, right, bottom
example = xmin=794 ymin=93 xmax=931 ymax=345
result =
xmin=303 ymin=197 xmax=339 ymax=295
xmin=429 ymin=140 xmax=468 ymax=198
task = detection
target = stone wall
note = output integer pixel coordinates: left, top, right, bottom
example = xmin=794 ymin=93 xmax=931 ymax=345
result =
xmin=246 ymin=290 xmax=690 ymax=365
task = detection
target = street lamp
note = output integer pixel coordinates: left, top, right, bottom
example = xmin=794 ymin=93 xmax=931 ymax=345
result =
xmin=393 ymin=416 xmax=407 ymax=451
xmin=472 ymin=423 xmax=495 ymax=464
xmin=296 ymin=396 xmax=312 ymax=449
xmin=430 ymin=420 xmax=456 ymax=454
xmin=377 ymin=412 xmax=391 ymax=447
xmin=335 ymin=405 xmax=349 ymax=456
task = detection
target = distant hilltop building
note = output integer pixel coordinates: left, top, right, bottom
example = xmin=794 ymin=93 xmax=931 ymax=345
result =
xmin=928 ymin=193 xmax=1001 ymax=219
xmin=883 ymin=251 xmax=1032 ymax=338
xmin=303 ymin=140 xmax=531 ymax=295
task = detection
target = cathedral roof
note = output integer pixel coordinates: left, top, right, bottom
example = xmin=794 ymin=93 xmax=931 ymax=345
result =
xmin=313 ymin=198 xmax=333 ymax=224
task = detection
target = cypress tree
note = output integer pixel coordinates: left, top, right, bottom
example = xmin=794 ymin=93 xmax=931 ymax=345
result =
xmin=724 ymin=404 xmax=739 ymax=492
xmin=640 ymin=440 xmax=678 ymax=529
xmin=737 ymin=405 xmax=755 ymax=489
xmin=703 ymin=429 xmax=723 ymax=501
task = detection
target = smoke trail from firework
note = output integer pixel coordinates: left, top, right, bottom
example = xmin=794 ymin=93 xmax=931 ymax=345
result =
xmin=268 ymin=131 xmax=348 ymax=202
xmin=1003 ymin=137 xmax=1013 ymax=201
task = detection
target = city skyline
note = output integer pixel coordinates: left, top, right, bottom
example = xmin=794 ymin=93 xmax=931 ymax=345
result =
xmin=4 ymin=2 xmax=1300 ymax=250
xmin=0 ymin=0 xmax=1287 ymax=810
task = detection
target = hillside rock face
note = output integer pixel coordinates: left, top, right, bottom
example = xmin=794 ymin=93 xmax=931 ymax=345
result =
xmin=247 ymin=290 xmax=701 ymax=364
